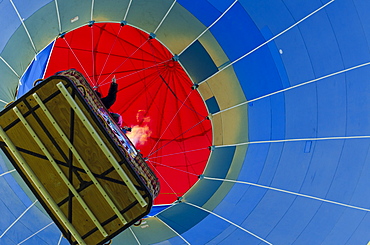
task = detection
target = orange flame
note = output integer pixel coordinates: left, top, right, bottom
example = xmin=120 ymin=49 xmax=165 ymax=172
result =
xmin=126 ymin=110 xmax=152 ymax=146
xmin=126 ymin=125 xmax=152 ymax=146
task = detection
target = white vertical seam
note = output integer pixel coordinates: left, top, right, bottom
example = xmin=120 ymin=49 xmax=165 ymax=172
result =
xmin=9 ymin=0 xmax=37 ymax=53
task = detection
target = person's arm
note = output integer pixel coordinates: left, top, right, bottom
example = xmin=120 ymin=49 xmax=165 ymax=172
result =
xmin=101 ymin=77 xmax=118 ymax=109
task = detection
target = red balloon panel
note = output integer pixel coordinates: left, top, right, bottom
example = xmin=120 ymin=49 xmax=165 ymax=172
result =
xmin=45 ymin=23 xmax=212 ymax=204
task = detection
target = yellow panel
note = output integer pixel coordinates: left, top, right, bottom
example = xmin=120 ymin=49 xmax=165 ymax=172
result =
xmin=155 ymin=3 xmax=208 ymax=55
xmin=57 ymin=0 xmax=91 ymax=33
xmin=24 ymin=2 xmax=60 ymax=52
xmin=201 ymin=63 xmax=248 ymax=146
xmin=209 ymin=104 xmax=248 ymax=147
xmin=198 ymin=82 xmax=214 ymax=102
xmin=199 ymin=31 xmax=230 ymax=68
xmin=126 ymin=0 xmax=175 ymax=34
xmin=93 ymin=0 xmax=131 ymax=22
xmin=210 ymin=113 xmax=223 ymax=146
xmin=220 ymin=105 xmax=248 ymax=146
xmin=205 ymin=65 xmax=246 ymax=111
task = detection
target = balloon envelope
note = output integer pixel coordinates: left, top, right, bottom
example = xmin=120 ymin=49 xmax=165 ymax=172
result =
xmin=44 ymin=23 xmax=213 ymax=205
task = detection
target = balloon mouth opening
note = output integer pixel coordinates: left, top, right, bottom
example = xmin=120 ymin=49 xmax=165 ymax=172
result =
xmin=20 ymin=22 xmax=212 ymax=206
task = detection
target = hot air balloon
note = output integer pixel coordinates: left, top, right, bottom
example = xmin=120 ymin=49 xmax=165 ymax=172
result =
xmin=0 ymin=0 xmax=370 ymax=244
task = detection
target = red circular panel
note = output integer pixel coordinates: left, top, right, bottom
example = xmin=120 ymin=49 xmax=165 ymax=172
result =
xmin=44 ymin=23 xmax=212 ymax=204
